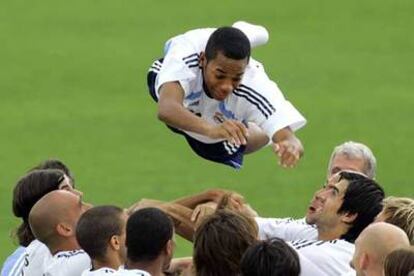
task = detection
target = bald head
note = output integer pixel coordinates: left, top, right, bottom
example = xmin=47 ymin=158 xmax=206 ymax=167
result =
xmin=29 ymin=190 xmax=90 ymax=253
xmin=352 ymin=222 xmax=409 ymax=275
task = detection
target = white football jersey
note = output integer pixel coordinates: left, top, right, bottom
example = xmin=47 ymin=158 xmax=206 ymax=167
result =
xmin=153 ymin=28 xmax=306 ymax=144
xmin=44 ymin=250 xmax=91 ymax=276
xmin=115 ymin=268 xmax=151 ymax=276
xmin=11 ymin=239 xmax=52 ymax=276
xmin=81 ymin=267 xmax=117 ymax=275
xmin=255 ymin=217 xmax=318 ymax=241
xmin=298 ymin=253 xmax=328 ymax=276
xmin=290 ymin=239 xmax=355 ymax=276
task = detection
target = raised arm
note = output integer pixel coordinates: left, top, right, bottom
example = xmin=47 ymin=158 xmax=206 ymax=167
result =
xmin=272 ymin=126 xmax=304 ymax=168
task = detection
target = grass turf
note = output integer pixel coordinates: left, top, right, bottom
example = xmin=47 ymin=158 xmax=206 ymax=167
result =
xmin=1 ymin=0 xmax=413 ymax=262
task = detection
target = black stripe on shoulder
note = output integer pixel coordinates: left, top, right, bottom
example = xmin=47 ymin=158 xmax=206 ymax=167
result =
xmin=183 ymin=53 xmax=199 ymax=61
xmin=233 ymin=90 xmax=271 ymax=118
xmin=293 ymin=240 xmax=319 ymax=250
xmin=239 ymin=84 xmax=276 ymax=112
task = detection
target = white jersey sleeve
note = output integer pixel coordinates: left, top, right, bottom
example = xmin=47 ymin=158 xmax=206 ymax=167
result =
xmin=240 ymin=61 xmax=306 ymax=139
xmin=289 ymin=239 xmax=355 ymax=276
xmin=297 ymin=253 xmax=328 ymax=276
xmin=44 ymin=250 xmax=91 ymax=276
xmin=155 ymin=28 xmax=213 ymax=98
xmin=255 ymin=217 xmax=318 ymax=241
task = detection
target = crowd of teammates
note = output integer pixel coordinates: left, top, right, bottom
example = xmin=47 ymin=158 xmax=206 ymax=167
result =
xmin=2 ymin=22 xmax=414 ymax=276
xmin=2 ymin=141 xmax=414 ymax=276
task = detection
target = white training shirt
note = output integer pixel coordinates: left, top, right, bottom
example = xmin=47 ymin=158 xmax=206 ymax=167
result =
xmin=82 ymin=267 xmax=117 ymax=275
xmin=43 ymin=249 xmax=91 ymax=276
xmin=255 ymin=217 xmax=318 ymax=241
xmin=10 ymin=239 xmax=52 ymax=276
xmin=114 ymin=268 xmax=151 ymax=276
xmin=153 ymin=28 xmax=306 ymax=144
xmin=289 ymin=239 xmax=355 ymax=276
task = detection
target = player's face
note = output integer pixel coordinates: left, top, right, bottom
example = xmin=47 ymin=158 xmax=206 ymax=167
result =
xmin=58 ymin=174 xmax=83 ymax=197
xmin=328 ymin=154 xmax=366 ymax=178
xmin=201 ymin=51 xmax=248 ymax=101
xmin=306 ymin=173 xmax=349 ymax=227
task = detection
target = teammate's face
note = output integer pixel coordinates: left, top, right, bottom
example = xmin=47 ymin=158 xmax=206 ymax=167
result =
xmin=58 ymin=174 xmax=83 ymax=197
xmin=306 ymin=173 xmax=349 ymax=227
xmin=201 ymin=51 xmax=248 ymax=101
xmin=328 ymin=154 xmax=366 ymax=178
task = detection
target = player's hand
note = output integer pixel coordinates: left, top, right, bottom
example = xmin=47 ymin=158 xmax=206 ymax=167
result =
xmin=206 ymin=120 xmax=249 ymax=146
xmin=191 ymin=202 xmax=217 ymax=225
xmin=273 ymin=135 xmax=304 ymax=168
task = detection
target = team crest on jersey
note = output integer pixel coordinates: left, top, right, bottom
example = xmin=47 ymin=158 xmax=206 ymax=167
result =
xmin=213 ymin=112 xmax=225 ymax=123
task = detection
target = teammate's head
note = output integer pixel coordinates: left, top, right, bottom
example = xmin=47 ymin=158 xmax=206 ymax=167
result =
xmin=307 ymin=171 xmax=384 ymax=242
xmin=375 ymin=196 xmax=414 ymax=244
xmin=30 ymin=159 xmax=75 ymax=186
xmin=351 ymin=222 xmax=410 ymax=276
xmin=29 ymin=190 xmax=91 ymax=254
xmin=194 ymin=208 xmax=258 ymax=276
xmin=12 ymin=169 xmax=78 ymax=246
xmin=76 ymin=205 xmax=128 ymax=269
xmin=384 ymin=247 xmax=414 ymax=276
xmin=201 ymin=27 xmax=250 ymax=101
xmin=126 ymin=208 xmax=174 ymax=270
xmin=327 ymin=141 xmax=376 ymax=179
xmin=240 ymin=238 xmax=300 ymax=276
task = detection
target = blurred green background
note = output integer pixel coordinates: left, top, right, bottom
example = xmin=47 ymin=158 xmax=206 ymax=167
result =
xmin=1 ymin=0 xmax=413 ymax=262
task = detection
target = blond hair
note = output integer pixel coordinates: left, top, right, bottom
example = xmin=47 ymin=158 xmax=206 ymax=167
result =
xmin=383 ymin=197 xmax=414 ymax=244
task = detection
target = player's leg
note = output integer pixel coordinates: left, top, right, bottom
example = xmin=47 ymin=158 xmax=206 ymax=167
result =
xmin=244 ymin=123 xmax=269 ymax=154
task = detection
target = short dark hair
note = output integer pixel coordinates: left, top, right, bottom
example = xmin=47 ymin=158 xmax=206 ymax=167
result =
xmin=12 ymin=169 xmax=66 ymax=246
xmin=384 ymin=247 xmax=414 ymax=276
xmin=30 ymin=159 xmax=75 ymax=186
xmin=194 ymin=209 xmax=258 ymax=276
xmin=240 ymin=238 xmax=301 ymax=276
xmin=338 ymin=171 xmax=385 ymax=243
xmin=76 ymin=205 xmax=125 ymax=260
xmin=205 ymin=27 xmax=251 ymax=62
xmin=126 ymin=208 xmax=173 ymax=262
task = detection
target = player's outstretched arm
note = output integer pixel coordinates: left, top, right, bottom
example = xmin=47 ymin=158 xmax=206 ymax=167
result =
xmin=158 ymin=82 xmax=212 ymax=136
xmin=272 ymin=127 xmax=304 ymax=168
xmin=158 ymin=82 xmax=248 ymax=145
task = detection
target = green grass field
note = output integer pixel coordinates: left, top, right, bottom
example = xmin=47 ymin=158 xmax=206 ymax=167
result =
xmin=1 ymin=0 xmax=413 ymax=263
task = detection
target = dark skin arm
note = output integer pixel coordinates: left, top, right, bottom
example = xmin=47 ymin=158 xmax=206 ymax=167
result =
xmin=158 ymin=82 xmax=248 ymax=145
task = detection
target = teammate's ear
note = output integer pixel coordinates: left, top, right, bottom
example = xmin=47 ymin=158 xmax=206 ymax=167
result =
xmin=200 ymin=52 xmax=206 ymax=67
xmin=110 ymin=235 xmax=121 ymax=250
xmin=342 ymin=212 xmax=358 ymax=224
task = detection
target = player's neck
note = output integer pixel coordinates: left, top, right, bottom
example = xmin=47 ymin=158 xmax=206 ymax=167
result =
xmin=50 ymin=238 xmax=81 ymax=255
xmin=317 ymin=224 xmax=347 ymax=241
xmin=91 ymin=254 xmax=122 ymax=271
xmin=126 ymin=257 xmax=164 ymax=276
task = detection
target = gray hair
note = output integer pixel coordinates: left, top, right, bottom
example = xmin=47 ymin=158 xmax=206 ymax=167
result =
xmin=328 ymin=141 xmax=377 ymax=179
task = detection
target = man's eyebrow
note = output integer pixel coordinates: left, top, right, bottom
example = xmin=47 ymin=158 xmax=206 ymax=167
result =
xmin=216 ymin=68 xmax=244 ymax=77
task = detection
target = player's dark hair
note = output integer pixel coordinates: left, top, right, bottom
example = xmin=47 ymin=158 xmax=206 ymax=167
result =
xmin=194 ymin=209 xmax=258 ymax=276
xmin=338 ymin=171 xmax=385 ymax=243
xmin=384 ymin=247 xmax=414 ymax=276
xmin=240 ymin=238 xmax=301 ymax=276
xmin=205 ymin=27 xmax=251 ymax=62
xmin=126 ymin=208 xmax=173 ymax=262
xmin=76 ymin=205 xmax=125 ymax=260
xmin=30 ymin=159 xmax=75 ymax=186
xmin=12 ymin=169 xmax=66 ymax=246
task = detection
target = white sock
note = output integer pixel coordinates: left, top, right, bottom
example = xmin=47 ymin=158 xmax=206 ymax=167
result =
xmin=232 ymin=21 xmax=269 ymax=48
